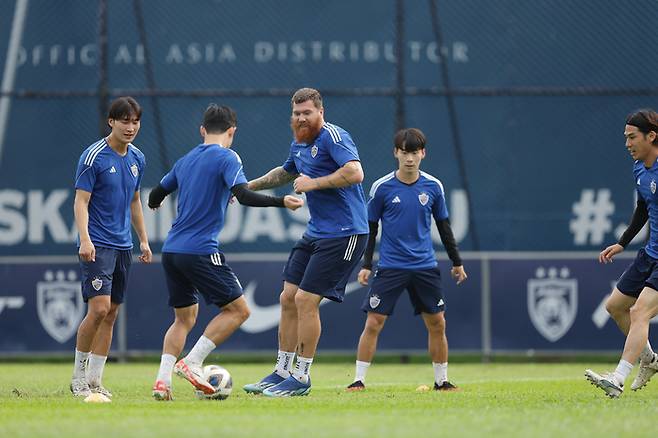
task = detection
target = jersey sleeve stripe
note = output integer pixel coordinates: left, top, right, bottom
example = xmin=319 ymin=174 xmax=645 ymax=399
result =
xmin=323 ymin=123 xmax=342 ymax=143
xmin=420 ymin=171 xmax=445 ymax=195
xmin=369 ymin=172 xmax=395 ymax=198
xmin=84 ymin=140 xmax=107 ymax=166
xmin=74 ymin=166 xmax=92 ymax=187
xmin=231 ymin=165 xmax=244 ymax=187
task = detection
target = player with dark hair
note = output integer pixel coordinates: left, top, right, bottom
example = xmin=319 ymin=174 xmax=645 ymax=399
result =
xmin=345 ymin=128 xmax=466 ymax=392
xmin=149 ymin=104 xmax=303 ymax=401
xmin=71 ymin=96 xmax=152 ymax=398
xmin=586 ymin=109 xmax=658 ymax=397
xmin=243 ymin=87 xmax=369 ymax=397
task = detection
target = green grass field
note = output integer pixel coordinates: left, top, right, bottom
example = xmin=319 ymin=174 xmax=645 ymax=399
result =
xmin=1 ymin=362 xmax=657 ymax=437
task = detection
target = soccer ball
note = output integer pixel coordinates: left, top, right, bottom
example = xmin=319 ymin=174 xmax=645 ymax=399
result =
xmin=195 ymin=364 xmax=233 ymax=400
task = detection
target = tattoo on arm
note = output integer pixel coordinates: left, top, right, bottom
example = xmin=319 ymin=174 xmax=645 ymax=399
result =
xmin=250 ymin=167 xmax=296 ymax=191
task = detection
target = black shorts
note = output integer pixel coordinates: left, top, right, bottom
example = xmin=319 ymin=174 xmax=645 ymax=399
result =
xmin=283 ymin=234 xmax=368 ymax=302
xmin=616 ymin=248 xmax=658 ymax=298
xmin=361 ymin=267 xmax=445 ymax=316
xmin=162 ymin=252 xmax=243 ymax=308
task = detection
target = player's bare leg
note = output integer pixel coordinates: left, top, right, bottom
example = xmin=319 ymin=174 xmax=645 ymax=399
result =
xmin=606 ymin=288 xmax=635 ymax=334
xmin=347 ymin=312 xmax=387 ymax=391
xmin=71 ymin=295 xmax=111 ymax=397
xmin=423 ymin=312 xmax=458 ymax=391
xmin=86 ymin=301 xmax=120 ymax=397
xmin=153 ymin=304 xmax=198 ymax=400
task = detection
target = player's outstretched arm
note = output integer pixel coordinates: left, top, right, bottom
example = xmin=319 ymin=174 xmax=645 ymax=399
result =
xmin=231 ymin=183 xmax=303 ymax=210
xmin=602 ymin=198 xmax=648 ymax=263
xmin=148 ymin=184 xmax=173 ymax=209
xmin=293 ymin=160 xmax=363 ymax=193
xmin=248 ymin=166 xmax=297 ymax=191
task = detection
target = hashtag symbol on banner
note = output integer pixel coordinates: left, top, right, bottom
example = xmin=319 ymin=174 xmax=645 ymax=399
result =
xmin=569 ymin=189 xmax=615 ymax=245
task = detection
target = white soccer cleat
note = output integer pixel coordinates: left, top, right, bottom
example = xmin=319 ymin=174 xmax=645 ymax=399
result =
xmin=584 ymin=369 xmax=624 ymax=398
xmin=174 ymin=359 xmax=215 ymax=395
xmin=631 ymin=355 xmax=658 ymax=391
xmin=70 ymin=378 xmax=92 ymax=397
xmin=152 ymin=380 xmax=173 ymax=401
xmin=89 ymin=383 xmax=113 ymax=398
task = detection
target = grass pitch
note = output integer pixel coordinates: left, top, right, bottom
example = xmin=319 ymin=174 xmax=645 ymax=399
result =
xmin=1 ymin=362 xmax=657 ymax=437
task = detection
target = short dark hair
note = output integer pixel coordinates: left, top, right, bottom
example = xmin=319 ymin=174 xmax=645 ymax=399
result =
xmin=202 ymin=104 xmax=237 ymax=134
xmin=108 ymin=96 xmax=141 ymax=120
xmin=394 ymin=128 xmax=426 ymax=151
xmin=291 ymin=88 xmax=323 ymax=109
xmin=627 ymin=109 xmax=658 ymax=145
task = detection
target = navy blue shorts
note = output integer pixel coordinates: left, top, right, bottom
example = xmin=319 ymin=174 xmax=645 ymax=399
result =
xmin=361 ymin=267 xmax=445 ymax=316
xmin=79 ymin=246 xmax=133 ymax=304
xmin=616 ymin=248 xmax=658 ymax=298
xmin=283 ymin=234 xmax=368 ymax=302
xmin=162 ymin=252 xmax=243 ymax=308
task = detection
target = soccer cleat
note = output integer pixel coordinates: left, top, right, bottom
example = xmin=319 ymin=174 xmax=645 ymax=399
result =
xmin=243 ymin=371 xmax=286 ymax=394
xmin=262 ymin=375 xmax=311 ymax=397
xmin=346 ymin=380 xmax=366 ymax=392
xmin=152 ymin=380 xmax=173 ymax=401
xmin=584 ymin=369 xmax=624 ymax=398
xmin=631 ymin=355 xmax=658 ymax=391
xmin=89 ymin=384 xmax=113 ymax=398
xmin=70 ymin=378 xmax=91 ymax=397
xmin=434 ymin=381 xmax=460 ymax=391
xmin=174 ymin=359 xmax=215 ymax=395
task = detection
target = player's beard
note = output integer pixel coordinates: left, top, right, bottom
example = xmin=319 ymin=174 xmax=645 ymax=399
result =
xmin=291 ymin=117 xmax=322 ymax=144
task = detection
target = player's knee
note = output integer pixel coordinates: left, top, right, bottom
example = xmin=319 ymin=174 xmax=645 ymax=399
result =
xmin=280 ymin=291 xmax=296 ymax=310
xmin=102 ymin=307 xmax=120 ymax=325
xmin=605 ymin=298 xmax=626 ymax=318
xmin=230 ymin=300 xmax=250 ymax=323
xmin=365 ymin=316 xmax=385 ymax=334
xmin=175 ymin=314 xmax=197 ymax=330
xmin=426 ymin=313 xmax=446 ymax=333
xmin=294 ymin=292 xmax=319 ymax=313
xmin=88 ymin=304 xmax=110 ymax=322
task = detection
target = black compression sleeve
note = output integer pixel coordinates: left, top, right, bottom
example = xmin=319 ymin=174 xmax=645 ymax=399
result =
xmin=436 ymin=219 xmax=463 ymax=266
xmin=231 ymin=183 xmax=285 ymax=207
xmin=148 ymin=184 xmax=171 ymax=209
xmin=619 ymin=199 xmax=648 ymax=248
xmin=361 ymin=221 xmax=379 ymax=269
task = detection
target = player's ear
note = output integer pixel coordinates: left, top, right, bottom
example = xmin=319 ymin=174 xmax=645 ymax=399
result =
xmin=108 ymin=119 xmax=114 ymax=129
xmin=200 ymin=125 xmax=206 ymax=137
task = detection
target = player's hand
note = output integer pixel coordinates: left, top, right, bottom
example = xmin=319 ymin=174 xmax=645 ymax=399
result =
xmin=358 ymin=268 xmax=371 ymax=286
xmin=451 ymin=265 xmax=467 ymax=285
xmin=293 ymin=174 xmax=315 ymax=193
xmin=79 ymin=239 xmax=96 ymax=262
xmin=599 ymin=243 xmax=624 ymax=264
xmin=139 ymin=242 xmax=152 ymax=264
xmin=283 ymin=195 xmax=304 ymax=210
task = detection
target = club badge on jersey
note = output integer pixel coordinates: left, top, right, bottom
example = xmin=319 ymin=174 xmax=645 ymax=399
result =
xmin=311 ymin=145 xmax=318 ymax=158
xmin=418 ymin=192 xmax=429 ymax=206
xmin=131 ymin=163 xmax=139 ymax=178
xmin=651 ymin=179 xmax=656 ymax=195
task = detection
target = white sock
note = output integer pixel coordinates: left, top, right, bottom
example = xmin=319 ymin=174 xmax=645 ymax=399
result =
xmin=275 ymin=350 xmax=295 ymax=377
xmin=72 ymin=350 xmax=90 ymax=379
xmin=355 ymin=360 xmax=370 ymax=383
xmin=614 ymin=359 xmax=633 ymax=384
xmin=86 ymin=354 xmax=107 ymax=386
xmin=292 ymin=356 xmax=313 ymax=384
xmin=639 ymin=341 xmax=655 ymax=363
xmin=156 ymin=354 xmax=177 ymax=386
xmin=433 ymin=362 xmax=448 ymax=384
xmin=185 ymin=335 xmax=216 ymax=365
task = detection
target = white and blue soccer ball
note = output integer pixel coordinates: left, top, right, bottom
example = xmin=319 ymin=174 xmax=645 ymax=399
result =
xmin=195 ymin=364 xmax=233 ymax=400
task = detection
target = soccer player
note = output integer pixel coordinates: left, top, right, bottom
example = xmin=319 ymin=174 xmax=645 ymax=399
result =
xmin=344 ymin=128 xmax=466 ymax=392
xmin=148 ymin=104 xmax=304 ymax=401
xmin=71 ymin=96 xmax=152 ymax=398
xmin=243 ymin=87 xmax=369 ymax=397
xmin=585 ymin=109 xmax=658 ymax=398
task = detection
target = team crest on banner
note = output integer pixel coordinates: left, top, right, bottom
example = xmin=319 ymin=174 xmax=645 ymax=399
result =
xmin=131 ymin=163 xmax=139 ymax=177
xmin=418 ymin=192 xmax=429 ymax=206
xmin=527 ymin=267 xmax=577 ymax=342
xmin=37 ymin=270 xmax=84 ymax=344
xmin=652 ymin=179 xmax=656 ymax=194
xmin=369 ymin=294 xmax=381 ymax=309
xmin=311 ymin=145 xmax=318 ymax=158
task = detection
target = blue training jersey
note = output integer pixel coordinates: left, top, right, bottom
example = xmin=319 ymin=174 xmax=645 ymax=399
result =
xmin=74 ymin=138 xmax=145 ymax=250
xmin=634 ymin=159 xmax=658 ymax=258
xmin=368 ymin=171 xmax=449 ymax=270
xmin=282 ymin=122 xmax=368 ymax=238
xmin=161 ymin=143 xmax=247 ymax=255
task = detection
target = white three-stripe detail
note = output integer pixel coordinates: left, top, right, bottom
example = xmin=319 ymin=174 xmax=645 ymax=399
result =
xmin=85 ymin=139 xmax=107 ymax=166
xmin=343 ymin=235 xmax=358 ymax=261
xmin=323 ymin=123 xmax=342 ymax=143
xmin=210 ymin=253 xmax=222 ymax=266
